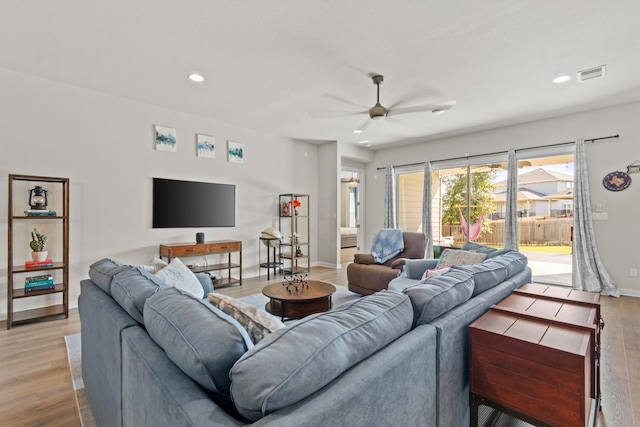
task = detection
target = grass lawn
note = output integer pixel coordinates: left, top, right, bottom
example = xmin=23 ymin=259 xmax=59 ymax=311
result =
xmin=518 ymin=245 xmax=572 ymax=254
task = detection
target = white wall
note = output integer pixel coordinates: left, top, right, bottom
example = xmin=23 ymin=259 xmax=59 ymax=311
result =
xmin=366 ymin=102 xmax=640 ymax=296
xmin=0 ymin=69 xmax=319 ymax=319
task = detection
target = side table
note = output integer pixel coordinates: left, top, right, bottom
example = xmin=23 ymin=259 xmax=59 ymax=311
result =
xmin=259 ymin=237 xmax=281 ymax=280
xmin=469 ymin=284 xmax=601 ymax=427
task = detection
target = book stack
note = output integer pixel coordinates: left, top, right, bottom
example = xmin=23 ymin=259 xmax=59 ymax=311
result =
xmin=24 ymin=209 xmax=57 ymax=216
xmin=25 ymin=258 xmax=54 ymax=268
xmin=25 ymin=274 xmax=55 ymax=292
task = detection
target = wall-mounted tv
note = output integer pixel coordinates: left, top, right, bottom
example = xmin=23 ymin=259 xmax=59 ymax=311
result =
xmin=153 ymin=178 xmax=235 ymax=228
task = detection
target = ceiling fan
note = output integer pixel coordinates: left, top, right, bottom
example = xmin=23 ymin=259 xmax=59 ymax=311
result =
xmin=310 ymin=75 xmax=456 ymax=126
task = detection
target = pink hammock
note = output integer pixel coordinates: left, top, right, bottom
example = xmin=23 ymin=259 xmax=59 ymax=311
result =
xmin=458 ymin=207 xmax=484 ymax=241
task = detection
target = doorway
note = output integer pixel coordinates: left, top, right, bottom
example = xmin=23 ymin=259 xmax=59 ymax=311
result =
xmin=340 ymin=171 xmax=363 ymax=264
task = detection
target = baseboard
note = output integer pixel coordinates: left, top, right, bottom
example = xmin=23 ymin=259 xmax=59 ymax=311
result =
xmin=619 ymin=288 xmax=640 ymax=298
xmin=314 ymin=261 xmax=342 ymax=269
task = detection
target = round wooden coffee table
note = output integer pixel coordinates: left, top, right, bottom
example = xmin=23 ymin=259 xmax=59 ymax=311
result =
xmin=262 ymin=280 xmax=336 ymax=320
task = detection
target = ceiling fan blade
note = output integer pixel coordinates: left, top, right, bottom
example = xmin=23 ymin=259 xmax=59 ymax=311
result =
xmin=322 ymin=93 xmax=369 ymax=110
xmin=307 ymin=109 xmax=366 ymax=119
xmin=387 ymin=100 xmax=457 ymax=117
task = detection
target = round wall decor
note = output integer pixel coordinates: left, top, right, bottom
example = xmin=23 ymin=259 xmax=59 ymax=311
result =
xmin=602 ymin=171 xmax=631 ymax=191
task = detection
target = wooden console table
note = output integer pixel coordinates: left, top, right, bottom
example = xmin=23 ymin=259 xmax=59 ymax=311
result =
xmin=159 ymin=240 xmax=242 ymax=287
xmin=469 ymin=283 xmax=601 ymax=427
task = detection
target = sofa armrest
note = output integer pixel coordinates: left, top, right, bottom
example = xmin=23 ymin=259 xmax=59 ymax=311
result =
xmin=403 ymin=259 xmax=439 ymax=280
xmin=390 ymin=258 xmax=408 ymax=270
xmin=196 ymin=273 xmax=214 ymax=295
xmin=353 ymin=253 xmax=375 ymax=264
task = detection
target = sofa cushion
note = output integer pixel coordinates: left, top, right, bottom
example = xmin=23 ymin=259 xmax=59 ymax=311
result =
xmin=436 ymin=249 xmax=487 ymax=269
xmin=154 ymin=257 xmax=204 ymax=299
xmin=88 ymin=258 xmax=129 ymax=295
xmin=207 ymin=293 xmax=286 ymax=344
xmin=110 ymin=267 xmax=168 ymax=324
xmin=403 ymin=269 xmax=475 ymax=326
xmin=144 ymin=287 xmax=253 ymax=395
xmin=229 ymin=290 xmax=413 ymax=421
xmin=486 ymin=250 xmax=528 ymax=279
xmin=450 ymin=262 xmax=508 ymax=297
xmin=461 ymin=242 xmax=513 ymax=259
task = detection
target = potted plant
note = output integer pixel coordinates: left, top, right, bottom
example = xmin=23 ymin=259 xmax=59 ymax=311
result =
xmin=30 ymin=228 xmax=49 ymax=261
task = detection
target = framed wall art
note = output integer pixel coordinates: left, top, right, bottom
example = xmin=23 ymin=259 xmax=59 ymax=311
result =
xmin=196 ymin=134 xmax=215 ymax=158
xmin=155 ymin=125 xmax=176 ymax=152
xmin=227 ymin=140 xmax=244 ymax=163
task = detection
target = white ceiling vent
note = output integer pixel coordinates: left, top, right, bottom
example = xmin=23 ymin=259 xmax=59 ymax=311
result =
xmin=577 ymin=65 xmax=606 ymax=82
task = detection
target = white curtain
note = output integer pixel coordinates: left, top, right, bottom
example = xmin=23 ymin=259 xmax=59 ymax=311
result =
xmin=422 ymin=162 xmax=434 ymax=258
xmin=504 ymin=148 xmax=519 ymax=250
xmin=572 ymin=138 xmax=620 ymax=296
xmin=383 ymin=166 xmax=396 ymax=229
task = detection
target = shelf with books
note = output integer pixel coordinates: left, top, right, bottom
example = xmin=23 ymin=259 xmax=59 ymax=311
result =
xmin=7 ymin=174 xmax=70 ymax=329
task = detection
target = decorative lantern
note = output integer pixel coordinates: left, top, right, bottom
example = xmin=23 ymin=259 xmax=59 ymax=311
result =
xmin=29 ymin=186 xmax=48 ymax=210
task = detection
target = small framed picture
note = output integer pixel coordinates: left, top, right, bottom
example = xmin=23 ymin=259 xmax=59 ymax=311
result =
xmin=227 ymin=140 xmax=244 ymax=163
xmin=155 ymin=125 xmax=176 ymax=152
xmin=196 ymin=134 xmax=215 ymax=158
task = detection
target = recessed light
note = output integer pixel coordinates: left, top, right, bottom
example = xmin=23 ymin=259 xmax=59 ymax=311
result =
xmin=431 ymin=109 xmax=446 ymax=115
xmin=188 ymin=73 xmax=205 ymax=82
xmin=552 ymin=75 xmax=571 ymax=83
xmin=358 ymin=140 xmax=370 ymax=144
xmin=353 ymin=129 xmax=362 ymax=134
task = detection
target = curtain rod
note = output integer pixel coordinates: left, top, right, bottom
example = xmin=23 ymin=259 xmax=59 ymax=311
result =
xmin=376 ymin=134 xmax=620 ymax=170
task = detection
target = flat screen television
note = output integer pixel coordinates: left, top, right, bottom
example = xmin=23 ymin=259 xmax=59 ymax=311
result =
xmin=152 ymin=178 xmax=235 ymax=228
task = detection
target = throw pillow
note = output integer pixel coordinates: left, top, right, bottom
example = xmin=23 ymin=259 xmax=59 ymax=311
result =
xmin=207 ymin=293 xmax=285 ymax=344
xmin=403 ymin=269 xmax=475 ymax=326
xmin=421 ymin=267 xmax=451 ymax=280
xmin=436 ymin=249 xmax=487 ymax=269
xmin=229 ymin=290 xmax=413 ymax=421
xmin=144 ymin=287 xmax=253 ymax=395
xmin=138 ymin=257 xmax=168 ymax=274
xmin=154 ymin=257 xmax=204 ymax=299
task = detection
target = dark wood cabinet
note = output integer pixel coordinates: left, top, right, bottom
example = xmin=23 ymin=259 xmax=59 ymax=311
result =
xmin=470 ymin=284 xmax=601 ymax=427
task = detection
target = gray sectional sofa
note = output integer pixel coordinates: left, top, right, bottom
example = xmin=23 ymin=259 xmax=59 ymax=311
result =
xmin=78 ymin=243 xmax=531 ymax=427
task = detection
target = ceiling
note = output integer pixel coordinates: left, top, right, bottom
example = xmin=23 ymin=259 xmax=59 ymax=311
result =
xmin=2 ymin=1 xmax=639 ymax=149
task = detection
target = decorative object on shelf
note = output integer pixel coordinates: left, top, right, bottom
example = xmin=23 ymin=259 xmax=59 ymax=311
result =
xmin=24 ymin=258 xmax=54 ymax=268
xmin=196 ymin=232 xmax=205 ymax=244
xmin=30 ymin=228 xmax=49 ymax=261
xmin=155 ymin=125 xmax=177 ymax=152
xmin=29 ymin=185 xmax=48 ymax=210
xmin=292 ymin=198 xmax=301 ymax=215
xmin=602 ymin=170 xmax=631 ymax=192
xmin=227 ymin=140 xmax=244 ymax=163
xmin=289 ymin=233 xmax=300 ymax=244
xmin=282 ymin=273 xmax=309 ymax=292
xmin=627 ymin=160 xmax=640 ymax=174
xmin=196 ymin=133 xmax=215 ymax=158
xmin=295 ymin=246 xmax=303 ymax=257
xmin=261 ymin=227 xmax=282 ymax=247
xmin=281 ymin=201 xmax=291 ymax=217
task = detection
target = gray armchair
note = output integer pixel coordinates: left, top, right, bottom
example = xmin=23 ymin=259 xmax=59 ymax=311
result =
xmin=347 ymin=231 xmax=427 ymax=295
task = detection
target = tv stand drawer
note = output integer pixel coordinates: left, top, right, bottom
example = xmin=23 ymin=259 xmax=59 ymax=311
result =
xmin=159 ymin=240 xmax=242 ymax=258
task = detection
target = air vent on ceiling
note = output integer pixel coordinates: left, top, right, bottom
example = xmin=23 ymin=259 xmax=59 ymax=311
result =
xmin=577 ymin=65 xmax=606 ymax=82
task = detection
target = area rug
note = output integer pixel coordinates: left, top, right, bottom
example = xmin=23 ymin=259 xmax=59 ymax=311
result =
xmin=64 ymin=334 xmax=97 ymax=427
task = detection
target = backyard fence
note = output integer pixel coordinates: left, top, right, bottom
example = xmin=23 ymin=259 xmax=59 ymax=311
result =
xmin=442 ymin=217 xmax=573 ymax=246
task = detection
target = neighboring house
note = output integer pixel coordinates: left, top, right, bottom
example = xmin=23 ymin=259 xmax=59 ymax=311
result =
xmin=492 ymin=168 xmax=574 ymax=218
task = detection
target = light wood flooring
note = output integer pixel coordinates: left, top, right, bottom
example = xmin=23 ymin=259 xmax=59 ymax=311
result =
xmin=0 ymin=266 xmax=637 ymax=426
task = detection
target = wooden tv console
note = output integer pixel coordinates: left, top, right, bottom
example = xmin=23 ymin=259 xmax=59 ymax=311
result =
xmin=159 ymin=240 xmax=242 ymax=287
